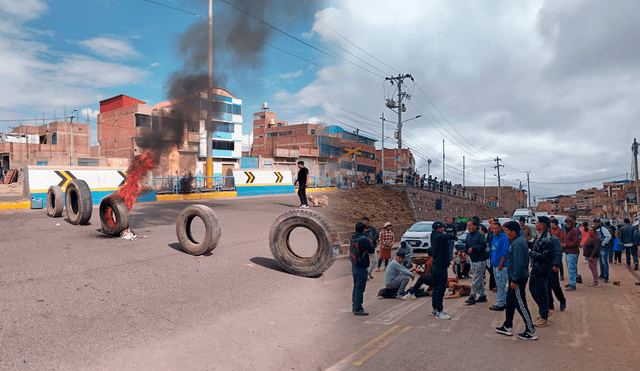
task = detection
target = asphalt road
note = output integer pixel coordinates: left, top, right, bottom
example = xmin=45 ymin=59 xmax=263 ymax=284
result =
xmin=2 ymin=195 xmax=640 ymax=370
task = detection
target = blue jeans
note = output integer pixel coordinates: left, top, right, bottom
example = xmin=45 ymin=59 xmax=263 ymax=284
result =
xmin=599 ymin=247 xmax=609 ymax=278
xmin=566 ymin=253 xmax=579 ymax=287
xmin=352 ymin=265 xmax=368 ymax=312
xmin=493 ymin=266 xmax=508 ymax=307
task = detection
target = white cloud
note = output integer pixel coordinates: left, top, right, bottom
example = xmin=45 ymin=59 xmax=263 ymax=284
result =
xmin=274 ymin=0 xmax=640 ymax=197
xmin=0 ymin=0 xmax=47 ymax=20
xmin=79 ymin=37 xmax=141 ymax=60
xmin=279 ymin=70 xmax=303 ymax=79
xmin=150 ymin=62 xmax=159 ymax=67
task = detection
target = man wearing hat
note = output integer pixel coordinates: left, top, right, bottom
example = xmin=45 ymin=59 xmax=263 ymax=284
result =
xmin=429 ymin=221 xmax=459 ymax=320
xmin=593 ymin=218 xmax=611 ymax=282
xmin=384 ymin=251 xmax=416 ymax=300
xmin=377 ymin=222 xmax=394 ymax=271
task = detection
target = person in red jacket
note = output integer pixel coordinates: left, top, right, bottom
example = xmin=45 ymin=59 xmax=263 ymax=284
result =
xmin=561 ymin=216 xmax=581 ymax=291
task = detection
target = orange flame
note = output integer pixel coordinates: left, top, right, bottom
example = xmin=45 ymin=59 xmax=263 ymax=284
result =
xmin=117 ymin=150 xmax=157 ymax=211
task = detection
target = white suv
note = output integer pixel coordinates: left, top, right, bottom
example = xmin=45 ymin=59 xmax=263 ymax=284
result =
xmin=400 ymin=221 xmax=434 ymax=253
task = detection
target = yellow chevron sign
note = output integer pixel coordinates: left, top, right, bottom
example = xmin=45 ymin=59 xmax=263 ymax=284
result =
xmin=245 ymin=171 xmax=255 ymax=183
xmin=275 ymin=172 xmax=283 ymax=183
xmin=54 ymin=170 xmax=76 ymax=188
xmin=344 ymin=146 xmax=362 ymax=157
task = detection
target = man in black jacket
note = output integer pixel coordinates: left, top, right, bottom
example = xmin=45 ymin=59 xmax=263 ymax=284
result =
xmin=465 ymin=219 xmax=488 ymax=305
xmin=294 ymin=161 xmax=309 ymax=208
xmin=529 ymin=216 xmax=556 ymax=327
xmin=351 ymin=222 xmax=376 ymax=316
xmin=428 ymin=221 xmax=458 ymax=320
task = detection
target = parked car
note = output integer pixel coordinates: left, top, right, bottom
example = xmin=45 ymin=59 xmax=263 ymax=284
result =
xmin=400 ymin=221 xmax=434 ymax=253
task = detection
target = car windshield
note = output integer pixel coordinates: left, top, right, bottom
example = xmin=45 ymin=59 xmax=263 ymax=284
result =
xmin=408 ymin=223 xmax=432 ymax=232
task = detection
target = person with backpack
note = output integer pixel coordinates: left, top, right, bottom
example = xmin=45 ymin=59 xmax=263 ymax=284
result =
xmin=350 ymin=222 xmax=376 ymax=316
xmin=593 ymin=218 xmax=611 ymax=283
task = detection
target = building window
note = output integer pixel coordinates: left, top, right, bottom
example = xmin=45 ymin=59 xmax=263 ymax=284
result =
xmin=279 ymin=130 xmax=292 ymax=136
xmin=232 ymin=105 xmax=241 ymax=115
xmin=310 ymin=129 xmax=316 ymax=135
xmin=213 ymin=121 xmax=234 ymax=133
xmin=266 ymin=132 xmax=278 ymax=137
xmin=188 ymin=120 xmax=199 ymax=133
xmin=212 ymin=140 xmax=234 ymax=150
xmin=254 ymin=135 xmax=263 ymax=139
xmin=52 ymin=133 xmax=57 ymax=144
xmin=135 ymin=114 xmax=151 ymax=128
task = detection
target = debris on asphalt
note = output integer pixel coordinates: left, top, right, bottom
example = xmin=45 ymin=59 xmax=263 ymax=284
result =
xmin=613 ymin=281 xmax=621 ymax=286
xmin=120 ymin=229 xmax=137 ymax=240
xmin=243 ymin=263 xmax=254 ymax=267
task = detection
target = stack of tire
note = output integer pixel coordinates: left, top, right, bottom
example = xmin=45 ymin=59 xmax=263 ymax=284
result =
xmin=46 ymin=180 xmax=93 ymax=225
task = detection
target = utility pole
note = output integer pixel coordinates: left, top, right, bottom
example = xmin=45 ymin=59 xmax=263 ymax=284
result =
xmin=494 ymin=157 xmax=504 ymax=207
xmin=384 ymin=74 xmax=413 ymax=149
xmin=427 ymin=159 xmax=431 ymax=178
xmin=381 ymin=113 xmax=385 ymax=181
xmin=205 ymin=0 xmax=213 ymax=188
xmin=442 ymin=139 xmax=445 ymax=181
xmin=463 ymin=156 xmax=465 ymax=187
xmin=526 ymin=171 xmax=531 ymax=208
xmin=354 ymin=129 xmax=359 ymax=183
xmin=70 ymin=109 xmax=77 ymax=166
xmin=633 ymin=138 xmax=639 ymax=218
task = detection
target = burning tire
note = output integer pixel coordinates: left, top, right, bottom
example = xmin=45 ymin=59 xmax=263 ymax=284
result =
xmin=269 ymin=209 xmax=335 ymax=277
xmin=176 ymin=205 xmax=221 ymax=255
xmin=46 ymin=185 xmax=64 ymax=217
xmin=65 ymin=179 xmax=93 ymax=225
xmin=99 ymin=196 xmax=130 ymax=236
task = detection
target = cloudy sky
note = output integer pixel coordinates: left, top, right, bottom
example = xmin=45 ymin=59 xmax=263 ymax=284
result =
xmin=1 ymin=0 xmax=639 ymax=201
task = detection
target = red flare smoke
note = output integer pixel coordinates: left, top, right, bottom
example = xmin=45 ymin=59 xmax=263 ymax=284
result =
xmin=117 ymin=150 xmax=157 ymax=211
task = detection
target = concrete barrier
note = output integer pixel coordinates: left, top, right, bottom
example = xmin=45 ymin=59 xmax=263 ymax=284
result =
xmin=25 ymin=166 xmax=157 ymax=207
xmin=233 ymin=169 xmax=295 ymax=197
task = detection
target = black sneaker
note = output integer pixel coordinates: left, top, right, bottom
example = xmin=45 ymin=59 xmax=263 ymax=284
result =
xmin=518 ymin=331 xmax=538 ymax=340
xmin=560 ymin=302 xmax=566 ymax=311
xmin=465 ymin=297 xmax=476 ymax=305
xmin=353 ymin=310 xmax=369 ymax=316
xmin=495 ymin=326 xmax=513 ymax=336
xmin=565 ymin=285 xmax=576 ymax=291
xmin=564 ymin=284 xmax=571 ymax=288
xmin=489 ymin=305 xmax=505 ymax=311
xmin=476 ymin=296 xmax=488 ymax=303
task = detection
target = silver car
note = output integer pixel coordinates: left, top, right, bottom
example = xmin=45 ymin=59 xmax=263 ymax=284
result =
xmin=400 ymin=221 xmax=434 ymax=253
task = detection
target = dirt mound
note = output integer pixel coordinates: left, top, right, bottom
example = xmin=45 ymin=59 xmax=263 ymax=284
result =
xmin=323 ymin=186 xmax=416 ymax=233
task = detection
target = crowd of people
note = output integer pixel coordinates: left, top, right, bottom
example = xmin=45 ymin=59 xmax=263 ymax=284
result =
xmin=374 ymin=169 xmax=484 ymax=202
xmin=349 ymin=214 xmax=640 ymax=340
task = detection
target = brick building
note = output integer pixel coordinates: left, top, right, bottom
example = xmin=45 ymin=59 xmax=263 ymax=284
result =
xmin=0 ymin=120 xmax=91 ymax=172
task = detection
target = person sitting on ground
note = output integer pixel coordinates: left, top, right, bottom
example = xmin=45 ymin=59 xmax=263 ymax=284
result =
xmin=453 ymin=250 xmax=472 ymax=279
xmin=407 ymin=251 xmax=435 ymax=297
xmin=396 ymin=240 xmax=413 ymax=268
xmin=384 ymin=251 xmax=416 ymax=300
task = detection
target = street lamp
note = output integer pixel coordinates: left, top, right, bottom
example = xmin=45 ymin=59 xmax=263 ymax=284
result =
xmin=70 ymin=109 xmax=78 ymax=166
xmin=401 ymin=115 xmax=421 ymax=124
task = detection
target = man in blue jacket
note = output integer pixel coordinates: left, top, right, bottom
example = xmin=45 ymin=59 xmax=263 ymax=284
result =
xmin=496 ymin=221 xmax=537 ymax=340
xmin=489 ymin=222 xmax=509 ymax=311
xmin=465 ymin=219 xmax=488 ymax=305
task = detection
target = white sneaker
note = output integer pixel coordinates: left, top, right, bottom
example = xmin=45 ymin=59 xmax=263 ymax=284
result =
xmin=435 ymin=311 xmax=451 ymax=320
xmin=430 ymin=309 xmax=437 ymax=316
xmin=401 ymin=293 xmax=416 ymax=300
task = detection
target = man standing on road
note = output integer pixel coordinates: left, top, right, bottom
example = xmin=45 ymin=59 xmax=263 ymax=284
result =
xmin=294 ymin=161 xmax=309 ymax=208
xmin=548 ymin=220 xmax=567 ymax=313
xmin=384 ymin=251 xmax=416 ymax=300
xmin=363 ymin=217 xmax=379 ymax=280
xmin=593 ymin=218 xmax=611 ymax=282
xmin=620 ymin=218 xmax=638 ymax=270
xmin=550 ymin=220 xmax=566 ymax=281
xmin=445 ymin=217 xmax=457 ymax=263
xmin=350 ymin=222 xmax=376 ymax=316
xmin=489 ymin=222 xmax=509 ymax=311
xmin=376 ymin=169 xmax=383 ymax=184
xmin=529 ymin=216 xmax=555 ymax=328
xmin=519 ymin=217 xmax=534 ymax=248
xmin=428 ymin=221 xmax=458 ymax=320
xmin=465 ymin=219 xmax=488 ymax=305
xmin=562 ymin=216 xmax=581 ymax=291
xmin=496 ymin=221 xmax=537 ymax=340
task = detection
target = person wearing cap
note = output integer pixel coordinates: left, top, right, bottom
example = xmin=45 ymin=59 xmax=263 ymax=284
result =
xmin=489 ymin=222 xmax=510 ymax=311
xmin=377 ymin=222 xmax=394 ymax=271
xmin=548 ymin=219 xmax=567 ymax=313
xmin=549 ymin=219 xmax=565 ymax=281
xmin=444 ymin=217 xmax=457 ymax=263
xmin=529 ymin=216 xmax=556 ymax=327
xmin=593 ymin=218 xmax=611 ymax=283
xmin=561 ymin=216 xmax=581 ymax=291
xmin=362 ymin=217 xmax=379 ymax=280
xmin=384 ymin=251 xmax=416 ymax=300
xmin=351 ymin=222 xmax=376 ymax=316
xmin=428 ymin=221 xmax=458 ymax=320
xmin=294 ymin=161 xmax=309 ymax=208
xmin=495 ymin=221 xmax=537 ymax=340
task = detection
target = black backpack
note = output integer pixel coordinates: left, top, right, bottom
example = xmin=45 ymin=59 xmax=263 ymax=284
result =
xmin=350 ymin=236 xmax=366 ymax=267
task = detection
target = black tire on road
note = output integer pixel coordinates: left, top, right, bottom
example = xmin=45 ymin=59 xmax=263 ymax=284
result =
xmin=65 ymin=179 xmax=93 ymax=225
xmin=99 ymin=196 xmax=130 ymax=236
xmin=176 ymin=204 xmax=221 ymax=255
xmin=269 ymin=209 xmax=335 ymax=277
xmin=46 ymin=185 xmax=64 ymax=217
